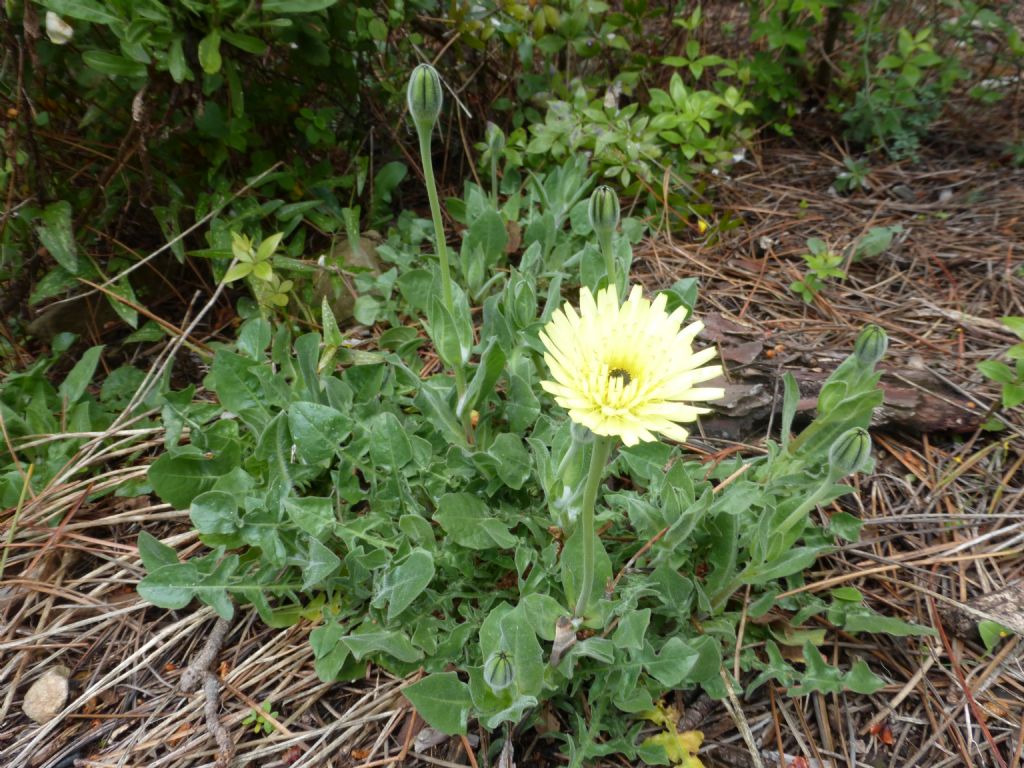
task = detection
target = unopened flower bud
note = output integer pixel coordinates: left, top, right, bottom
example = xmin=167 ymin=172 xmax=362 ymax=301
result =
xmin=588 ymin=185 xmax=620 ymax=237
xmin=483 ymin=650 xmax=514 ymax=691
xmin=828 ymin=427 xmax=872 ymax=478
xmin=407 ymin=63 xmax=443 ymax=133
xmin=853 ymin=324 xmax=888 ymax=368
xmin=508 ymin=272 xmax=536 ymax=328
xmin=485 ymin=121 xmax=505 ymax=154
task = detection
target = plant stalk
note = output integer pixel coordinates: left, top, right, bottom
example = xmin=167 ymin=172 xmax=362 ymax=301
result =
xmin=598 ymin=229 xmax=616 ymax=294
xmin=418 ymin=131 xmax=455 ymax=316
xmin=710 ymin=477 xmax=832 ymax=613
xmin=490 ymin=154 xmax=499 ymax=208
xmin=574 ymin=436 xmax=614 ymax=619
xmin=417 ymin=128 xmax=470 ymax=436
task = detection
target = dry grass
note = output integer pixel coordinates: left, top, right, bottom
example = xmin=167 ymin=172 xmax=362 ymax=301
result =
xmin=2 ymin=136 xmax=1024 ymax=768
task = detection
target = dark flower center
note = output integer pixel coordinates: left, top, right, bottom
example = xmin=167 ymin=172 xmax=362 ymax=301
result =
xmin=609 ymin=368 xmax=632 ymax=385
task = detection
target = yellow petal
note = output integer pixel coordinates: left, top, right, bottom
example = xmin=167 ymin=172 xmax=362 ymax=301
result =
xmin=538 ymin=284 xmax=726 ymax=445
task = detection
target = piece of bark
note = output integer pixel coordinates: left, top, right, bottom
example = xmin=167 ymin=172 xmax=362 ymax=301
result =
xmin=677 ymin=691 xmax=717 ymax=733
xmin=179 ymin=617 xmax=231 ymax=693
xmin=703 ymin=367 xmax=982 ymax=440
xmin=697 ymin=316 xmax=982 ymax=440
xmin=940 ymin=581 xmax=1024 ymax=642
xmin=179 ymin=617 xmax=234 ymax=767
xmin=204 ymin=673 xmax=234 ymax=768
xmin=312 ymin=233 xmax=382 ymax=323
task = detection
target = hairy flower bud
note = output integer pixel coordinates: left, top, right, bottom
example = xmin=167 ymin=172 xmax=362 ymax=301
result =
xmin=828 ymin=427 xmax=872 ymax=478
xmin=483 ymin=650 xmax=514 ymax=691
xmin=485 ymin=121 xmax=505 ymax=154
xmin=407 ymin=63 xmax=443 ymax=133
xmin=507 ymin=272 xmax=536 ymax=328
xmin=853 ymin=324 xmax=888 ymax=368
xmin=588 ymin=185 xmax=620 ymax=237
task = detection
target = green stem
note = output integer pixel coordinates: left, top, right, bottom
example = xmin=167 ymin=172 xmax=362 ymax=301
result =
xmin=418 ymin=130 xmax=455 ymax=315
xmin=598 ymin=230 xmax=616 ymax=294
xmin=574 ymin=436 xmax=614 ymax=620
xmin=418 ymin=128 xmax=471 ymax=438
xmin=710 ymin=478 xmax=832 ymax=613
xmin=0 ymin=462 xmax=32 ymax=584
xmin=490 ymin=155 xmax=499 ymax=208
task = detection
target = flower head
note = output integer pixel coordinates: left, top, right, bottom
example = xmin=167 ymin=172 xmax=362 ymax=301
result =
xmin=540 ymin=285 xmax=724 ymax=446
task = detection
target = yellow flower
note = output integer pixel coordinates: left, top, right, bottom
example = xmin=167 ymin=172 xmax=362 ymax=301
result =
xmin=540 ymin=285 xmax=724 ymax=447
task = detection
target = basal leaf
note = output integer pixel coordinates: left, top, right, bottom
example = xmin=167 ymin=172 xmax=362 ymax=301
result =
xmin=58 ymin=345 xmax=104 ymax=404
xmin=403 ymin=673 xmax=472 ymax=735
xmin=208 ymin=350 xmax=273 ymax=430
xmin=284 ymin=496 xmax=335 ymax=538
xmin=342 ymin=629 xmax=422 ymax=663
xmin=379 ymin=548 xmax=435 ymax=621
xmin=288 ymin=401 xmax=350 ymax=464
xmin=435 ymin=493 xmax=513 ymax=550
xmin=137 ymin=562 xmax=198 ymax=610
xmin=137 ymin=531 xmax=180 ymax=572
xmin=198 ymin=30 xmax=222 ymax=75
xmin=488 ymin=433 xmax=531 ymax=490
xmin=369 ymin=412 xmax=413 ymax=470
xmin=303 ymin=536 xmax=341 ymax=591
xmin=190 ymin=490 xmax=240 ymax=536
xmin=36 ymin=201 xmax=77 ymax=273
xmin=644 ymin=637 xmax=699 ymax=688
xmin=45 ymin=0 xmax=120 ymax=24
xmin=611 ymin=608 xmax=651 ymax=652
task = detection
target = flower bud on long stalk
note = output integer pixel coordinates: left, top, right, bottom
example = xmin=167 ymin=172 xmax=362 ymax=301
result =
xmin=407 ymin=64 xmax=469 ymax=433
xmin=589 ymin=186 xmax=620 ymax=292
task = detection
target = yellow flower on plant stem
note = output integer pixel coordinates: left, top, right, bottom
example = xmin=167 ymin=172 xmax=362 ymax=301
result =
xmin=540 ymin=285 xmax=724 ymax=447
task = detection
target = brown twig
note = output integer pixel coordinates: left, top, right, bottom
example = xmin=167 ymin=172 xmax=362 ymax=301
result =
xmin=178 ymin=617 xmax=235 ymax=766
xmin=204 ymin=672 xmax=235 ymax=767
xmin=179 ymin=617 xmax=231 ymax=693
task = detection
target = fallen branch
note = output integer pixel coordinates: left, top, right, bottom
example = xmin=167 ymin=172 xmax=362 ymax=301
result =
xmin=698 ymin=312 xmax=986 ymax=440
xmin=205 ymin=672 xmax=235 ymax=768
xmin=179 ymin=617 xmax=231 ymax=693
xmin=180 ymin=617 xmax=234 ymax=767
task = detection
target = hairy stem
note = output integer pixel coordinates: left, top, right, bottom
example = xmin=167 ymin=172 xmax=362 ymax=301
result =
xmin=417 ymin=128 xmax=470 ymax=437
xmin=417 ymin=131 xmax=454 ymax=316
xmin=574 ymin=436 xmax=614 ymax=619
xmin=490 ymin=154 xmax=499 ymax=207
xmin=598 ymin=229 xmax=617 ymax=294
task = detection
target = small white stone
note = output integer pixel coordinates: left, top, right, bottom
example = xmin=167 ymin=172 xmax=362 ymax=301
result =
xmin=22 ymin=666 xmax=70 ymax=724
xmin=45 ymin=12 xmax=74 ymax=45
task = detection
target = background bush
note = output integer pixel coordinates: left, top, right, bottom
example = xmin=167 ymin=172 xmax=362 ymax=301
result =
xmin=2 ymin=0 xmax=1021 ymax=342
